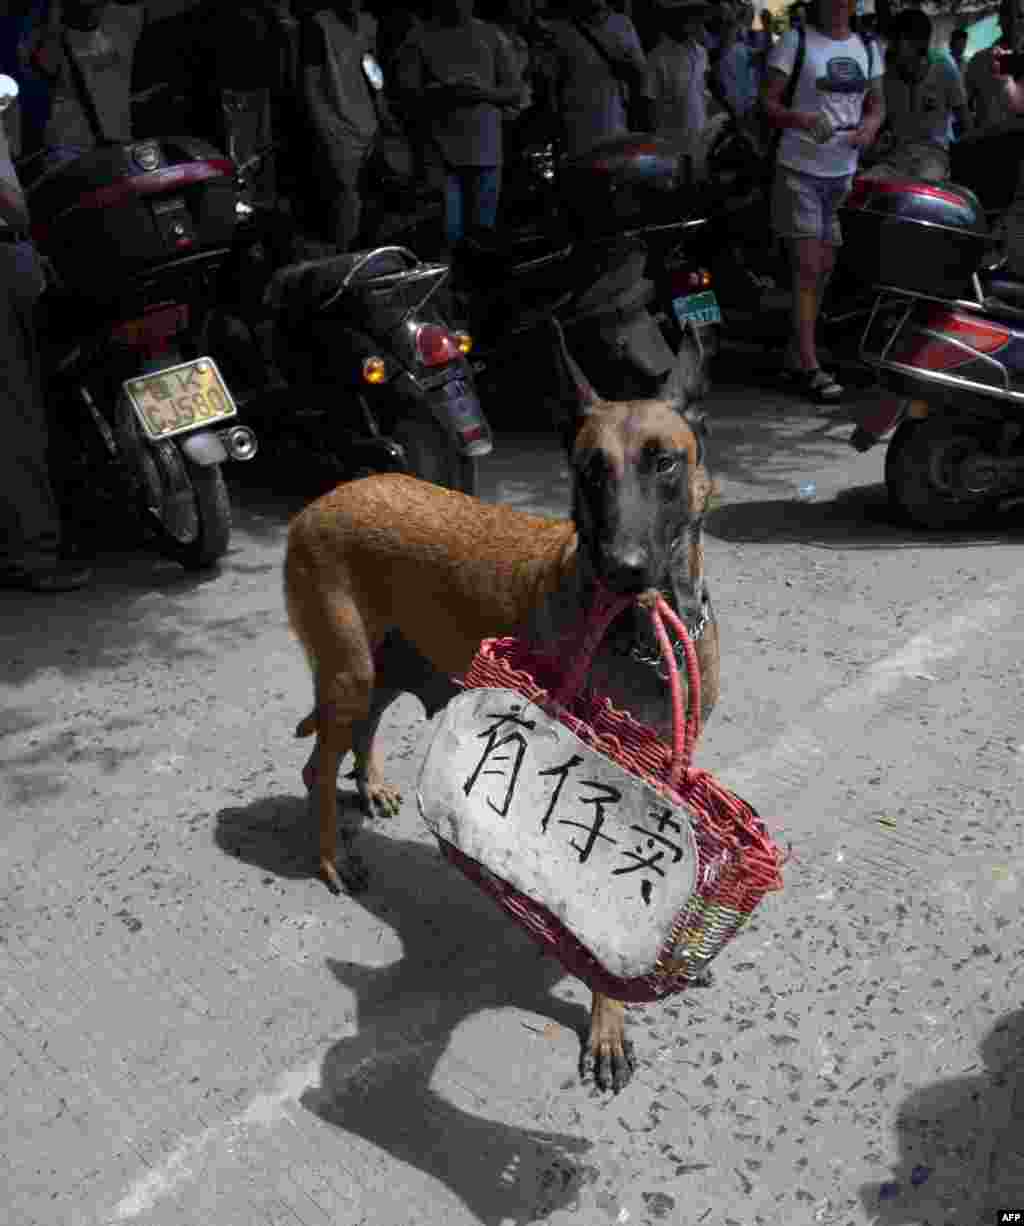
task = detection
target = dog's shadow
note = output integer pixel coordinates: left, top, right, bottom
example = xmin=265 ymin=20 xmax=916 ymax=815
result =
xmin=214 ymin=795 xmax=597 ymax=1225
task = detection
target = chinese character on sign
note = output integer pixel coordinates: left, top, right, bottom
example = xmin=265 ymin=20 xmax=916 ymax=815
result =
xmin=557 ymin=779 xmax=622 ymax=864
xmin=536 ymin=753 xmax=585 ymax=833
xmin=612 ymin=806 xmax=688 ymax=905
xmin=462 ymin=707 xmax=536 ymax=817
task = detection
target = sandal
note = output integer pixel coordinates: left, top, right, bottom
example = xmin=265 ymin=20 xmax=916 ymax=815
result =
xmin=0 ymin=560 xmax=93 ymax=592
xmin=782 ymin=366 xmax=843 ymax=404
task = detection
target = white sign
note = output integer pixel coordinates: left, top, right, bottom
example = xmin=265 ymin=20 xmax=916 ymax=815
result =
xmin=417 ymin=688 xmax=699 ymax=981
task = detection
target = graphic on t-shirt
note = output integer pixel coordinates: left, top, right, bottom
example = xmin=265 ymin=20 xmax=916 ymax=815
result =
xmin=815 ymin=55 xmax=868 ymax=133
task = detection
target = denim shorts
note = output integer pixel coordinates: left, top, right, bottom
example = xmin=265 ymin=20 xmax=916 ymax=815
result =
xmin=771 ymin=166 xmax=854 ymax=245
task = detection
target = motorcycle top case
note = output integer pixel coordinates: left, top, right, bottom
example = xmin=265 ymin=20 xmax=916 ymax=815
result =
xmin=559 ymin=135 xmax=692 ymax=236
xmin=25 ymin=138 xmax=236 ymax=298
xmin=841 ymin=176 xmax=988 ymax=299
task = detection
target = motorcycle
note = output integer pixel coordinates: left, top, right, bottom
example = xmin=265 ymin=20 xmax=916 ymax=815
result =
xmin=843 ymin=174 xmax=1024 ymax=528
xmin=451 ymin=135 xmax=719 ymax=408
xmin=205 ymin=149 xmax=491 ymax=496
xmin=22 ymin=137 xmax=258 ymax=569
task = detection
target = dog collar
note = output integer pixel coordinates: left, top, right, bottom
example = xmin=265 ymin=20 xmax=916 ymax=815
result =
xmin=629 ymin=589 xmax=711 ymax=679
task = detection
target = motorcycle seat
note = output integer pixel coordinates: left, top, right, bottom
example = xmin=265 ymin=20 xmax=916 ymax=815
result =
xmin=457 ymin=225 xmax=566 ymax=283
xmin=264 ymin=248 xmax=418 ymax=319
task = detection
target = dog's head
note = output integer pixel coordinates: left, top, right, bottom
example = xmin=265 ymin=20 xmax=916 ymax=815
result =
xmin=552 ymin=321 xmax=713 ymax=633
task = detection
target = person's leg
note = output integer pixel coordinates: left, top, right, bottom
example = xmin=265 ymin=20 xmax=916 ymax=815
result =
xmin=330 ymin=164 xmax=364 ymax=252
xmin=468 ymin=164 xmax=502 ymax=231
xmin=788 ymin=236 xmax=825 ymax=372
xmin=0 ymin=243 xmax=89 ymax=590
xmin=443 ymin=169 xmax=465 ymax=251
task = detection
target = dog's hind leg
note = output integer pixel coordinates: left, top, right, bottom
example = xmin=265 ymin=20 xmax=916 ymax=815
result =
xmin=299 ymin=594 xmax=377 ymax=896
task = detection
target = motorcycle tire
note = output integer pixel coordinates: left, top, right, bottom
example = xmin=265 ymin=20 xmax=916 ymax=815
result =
xmin=117 ymin=401 xmax=233 ymax=568
xmin=884 ymin=416 xmax=1000 ymax=530
xmin=392 ymin=418 xmax=478 ymax=498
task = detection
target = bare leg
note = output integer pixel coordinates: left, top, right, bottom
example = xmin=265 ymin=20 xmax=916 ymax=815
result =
xmin=789 ymin=236 xmax=825 ymax=372
xmin=581 ymin=992 xmax=635 ymax=1093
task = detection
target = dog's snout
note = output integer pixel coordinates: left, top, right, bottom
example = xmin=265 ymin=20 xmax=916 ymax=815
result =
xmin=602 ymin=545 xmax=651 ymax=592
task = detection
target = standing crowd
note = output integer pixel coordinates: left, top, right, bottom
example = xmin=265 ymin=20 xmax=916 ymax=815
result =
xmin=3 ymin=0 xmax=1024 ymax=589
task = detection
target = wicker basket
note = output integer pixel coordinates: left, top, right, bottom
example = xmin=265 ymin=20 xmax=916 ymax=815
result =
xmin=417 ymin=589 xmax=783 ymax=1004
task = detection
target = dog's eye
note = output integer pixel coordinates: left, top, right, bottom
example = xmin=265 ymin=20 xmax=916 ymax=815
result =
xmin=656 ymin=454 xmax=681 ymax=477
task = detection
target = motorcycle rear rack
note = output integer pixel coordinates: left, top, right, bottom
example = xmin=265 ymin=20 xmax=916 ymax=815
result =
xmin=859 ymin=283 xmax=1024 ymax=408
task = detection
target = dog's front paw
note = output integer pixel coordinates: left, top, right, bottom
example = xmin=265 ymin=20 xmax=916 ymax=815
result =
xmin=360 ymin=780 xmax=403 ymax=821
xmin=579 ymin=1029 xmax=636 ymax=1094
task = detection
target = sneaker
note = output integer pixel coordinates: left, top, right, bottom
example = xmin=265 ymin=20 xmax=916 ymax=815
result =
xmin=0 ymin=560 xmax=93 ymax=592
xmin=849 ymin=426 xmax=879 ymax=452
xmin=782 ymin=366 xmax=843 ymax=404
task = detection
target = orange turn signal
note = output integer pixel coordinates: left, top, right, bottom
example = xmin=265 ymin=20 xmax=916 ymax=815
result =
xmin=362 ymin=356 xmax=387 ymax=385
xmin=452 ymin=330 xmax=473 ymax=355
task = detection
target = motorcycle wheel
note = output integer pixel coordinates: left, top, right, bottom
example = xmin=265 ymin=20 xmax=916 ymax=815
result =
xmin=117 ymin=403 xmax=232 ymax=568
xmin=884 ymin=416 xmax=1000 ymax=530
xmin=392 ymin=418 xmax=478 ymax=497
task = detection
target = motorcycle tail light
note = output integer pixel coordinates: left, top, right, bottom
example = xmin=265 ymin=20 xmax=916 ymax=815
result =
xmin=890 ymin=308 xmax=1010 ymax=372
xmin=110 ymin=302 xmax=189 ymax=352
xmin=362 ymin=356 xmax=388 ymax=384
xmin=415 ymin=323 xmax=461 ymax=368
xmin=452 ymin=330 xmax=473 ymax=355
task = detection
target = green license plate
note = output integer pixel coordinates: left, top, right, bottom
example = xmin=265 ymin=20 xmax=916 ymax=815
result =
xmin=123 ymin=358 xmax=237 ymax=441
xmin=673 ymin=290 xmax=723 ymax=327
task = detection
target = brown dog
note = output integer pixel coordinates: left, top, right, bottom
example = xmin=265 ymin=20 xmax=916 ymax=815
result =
xmin=284 ymin=326 xmax=720 ymax=1092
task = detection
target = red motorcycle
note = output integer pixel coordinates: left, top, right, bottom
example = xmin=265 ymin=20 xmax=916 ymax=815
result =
xmin=23 ymin=137 xmax=258 ymax=568
xmin=845 ymin=175 xmax=1024 ymax=528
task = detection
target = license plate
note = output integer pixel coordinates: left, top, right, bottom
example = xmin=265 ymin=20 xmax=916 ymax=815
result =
xmin=123 ymin=358 xmax=237 ymax=441
xmin=673 ymin=290 xmax=723 ymax=328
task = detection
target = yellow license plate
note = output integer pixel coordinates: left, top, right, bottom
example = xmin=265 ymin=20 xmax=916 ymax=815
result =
xmin=123 ymin=358 xmax=237 ymax=441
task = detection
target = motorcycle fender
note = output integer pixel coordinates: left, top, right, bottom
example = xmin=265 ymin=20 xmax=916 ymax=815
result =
xmin=598 ymin=309 xmax=675 ymax=379
xmin=423 ymin=375 xmax=494 ymax=458
xmin=178 ymin=430 xmax=228 ymax=467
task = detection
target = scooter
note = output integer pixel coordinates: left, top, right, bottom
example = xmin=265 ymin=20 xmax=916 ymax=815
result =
xmin=205 ymin=149 xmax=492 ymax=496
xmin=452 ymin=135 xmax=718 ymax=407
xmin=23 ymin=136 xmax=259 ymax=569
xmin=843 ymin=174 xmax=1024 ymax=528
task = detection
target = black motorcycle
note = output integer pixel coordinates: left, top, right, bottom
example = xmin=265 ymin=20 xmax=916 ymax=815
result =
xmin=206 ymin=155 xmax=491 ymax=496
xmin=24 ymin=138 xmax=258 ymax=569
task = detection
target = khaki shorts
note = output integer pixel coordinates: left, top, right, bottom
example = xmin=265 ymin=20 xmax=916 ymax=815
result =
xmin=771 ymin=166 xmax=854 ymax=245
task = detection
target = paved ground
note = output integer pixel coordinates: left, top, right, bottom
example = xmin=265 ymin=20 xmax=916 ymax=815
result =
xmin=3 ymin=357 xmax=1024 ymax=1226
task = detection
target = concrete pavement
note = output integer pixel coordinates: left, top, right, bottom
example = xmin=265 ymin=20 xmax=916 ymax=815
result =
xmin=3 ymin=366 xmax=1024 ymax=1226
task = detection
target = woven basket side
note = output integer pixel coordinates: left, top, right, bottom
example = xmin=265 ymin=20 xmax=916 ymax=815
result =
xmin=450 ymin=636 xmax=784 ymax=1001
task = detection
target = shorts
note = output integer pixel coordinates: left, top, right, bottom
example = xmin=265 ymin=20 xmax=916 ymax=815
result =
xmin=771 ymin=166 xmax=854 ymax=245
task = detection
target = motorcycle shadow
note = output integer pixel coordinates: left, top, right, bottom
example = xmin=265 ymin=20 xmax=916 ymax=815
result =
xmin=707 ymin=482 xmax=1024 ymax=550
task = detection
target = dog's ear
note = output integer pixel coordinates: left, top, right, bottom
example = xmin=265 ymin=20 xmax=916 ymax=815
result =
xmin=661 ymin=327 xmax=709 ymax=413
xmin=550 ymin=316 xmax=600 ymax=416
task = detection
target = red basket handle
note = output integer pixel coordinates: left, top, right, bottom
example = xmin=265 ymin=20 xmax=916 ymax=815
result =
xmin=550 ymin=588 xmax=702 ymax=792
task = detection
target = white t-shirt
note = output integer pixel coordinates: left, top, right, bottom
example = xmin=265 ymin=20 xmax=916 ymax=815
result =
xmin=645 ymin=36 xmax=708 ymax=159
xmin=885 ymin=57 xmax=966 ymax=149
xmin=768 ymin=27 xmax=883 ymax=178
